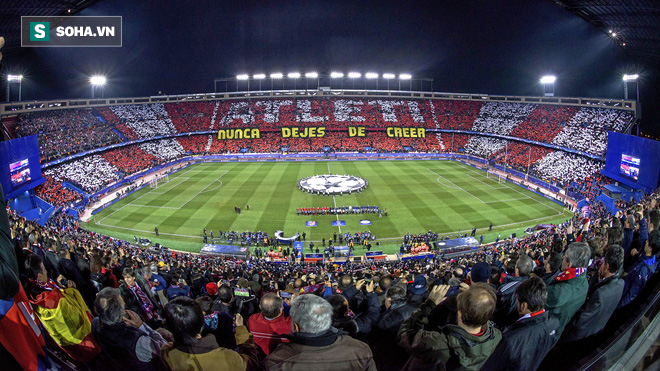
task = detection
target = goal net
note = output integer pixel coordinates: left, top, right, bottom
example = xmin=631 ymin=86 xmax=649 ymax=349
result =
xmin=486 ymin=171 xmax=506 ymax=184
xmin=149 ymin=174 xmax=169 ymax=188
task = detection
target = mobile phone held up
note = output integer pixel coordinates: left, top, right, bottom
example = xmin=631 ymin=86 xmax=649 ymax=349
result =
xmin=234 ymin=288 xmax=250 ymax=297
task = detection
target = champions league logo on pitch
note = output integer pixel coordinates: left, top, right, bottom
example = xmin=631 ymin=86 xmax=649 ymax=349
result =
xmin=298 ymin=174 xmax=368 ymax=195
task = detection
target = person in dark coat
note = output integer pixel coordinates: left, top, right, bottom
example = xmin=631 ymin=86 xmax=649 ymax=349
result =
xmin=562 ymin=245 xmax=625 ymax=342
xmin=618 ymin=239 xmax=658 ymax=308
xmin=494 ymin=254 xmax=533 ymax=328
xmin=377 ymin=286 xmax=417 ymax=334
xmin=482 ymin=277 xmax=560 ymax=371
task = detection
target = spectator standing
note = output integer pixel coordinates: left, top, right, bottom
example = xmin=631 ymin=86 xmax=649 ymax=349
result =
xmin=267 ymin=294 xmax=376 ymax=370
xmin=92 ymin=288 xmax=167 ymax=370
xmin=563 ymin=245 xmax=625 ymax=342
xmin=247 ymin=293 xmax=292 ymax=356
xmin=545 ymin=242 xmax=591 ymax=332
xmin=161 ymin=297 xmax=259 ymax=370
xmin=482 ymin=277 xmax=560 ymax=371
xmin=397 ymin=283 xmax=501 ymax=370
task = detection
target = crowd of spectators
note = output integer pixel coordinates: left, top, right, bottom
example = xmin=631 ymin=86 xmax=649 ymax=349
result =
xmin=102 ymin=145 xmax=158 ymax=175
xmin=509 ymin=105 xmax=579 ymax=144
xmin=532 ymin=151 xmax=605 ymax=184
xmin=140 ymin=138 xmax=186 ymax=160
xmin=552 ymin=108 xmax=634 ymax=156
xmin=35 ymin=176 xmax=83 ymax=207
xmin=431 ymin=100 xmax=483 ymax=131
xmin=109 ymin=103 xmax=178 ymax=139
xmin=16 ymin=109 xmax=121 ymax=161
xmin=4 ymin=179 xmax=659 ymax=370
xmin=44 ymin=155 xmax=120 ymax=193
xmin=164 ymin=101 xmax=216 ymax=133
xmin=470 ymin=103 xmax=537 ymax=136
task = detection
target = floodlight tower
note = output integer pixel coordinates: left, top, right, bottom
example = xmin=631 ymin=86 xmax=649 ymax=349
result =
xmin=348 ymin=72 xmax=361 ymax=89
xmin=305 ymin=72 xmax=318 ymax=91
xmin=253 ymin=74 xmax=266 ymax=91
xmin=288 ymin=72 xmax=300 ymax=90
xmin=623 ymin=74 xmax=639 ymax=100
xmin=383 ymin=73 xmax=395 ymax=91
xmin=6 ymin=74 xmax=23 ymax=102
xmin=89 ymin=75 xmax=107 ymax=98
xmin=270 ymin=73 xmax=283 ymax=91
xmin=399 ymin=74 xmax=411 ymax=91
xmin=331 ymin=72 xmax=344 ymax=89
xmin=540 ymin=75 xmax=556 ymax=97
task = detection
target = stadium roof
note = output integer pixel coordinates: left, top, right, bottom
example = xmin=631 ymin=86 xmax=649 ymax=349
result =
xmin=551 ymin=0 xmax=660 ymax=64
xmin=0 ymin=0 xmax=103 ymax=58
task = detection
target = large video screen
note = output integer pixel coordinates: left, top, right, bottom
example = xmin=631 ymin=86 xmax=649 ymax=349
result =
xmin=9 ymin=159 xmax=31 ymax=186
xmin=0 ymin=135 xmax=43 ymax=199
xmin=620 ymin=154 xmax=640 ymax=181
xmin=602 ymin=132 xmax=660 ymax=192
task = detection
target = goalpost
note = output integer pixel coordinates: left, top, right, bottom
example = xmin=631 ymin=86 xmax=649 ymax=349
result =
xmin=149 ymin=174 xmax=169 ymax=189
xmin=486 ymin=171 xmax=506 ymax=184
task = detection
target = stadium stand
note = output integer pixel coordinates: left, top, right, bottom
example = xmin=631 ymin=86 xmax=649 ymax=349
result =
xmin=15 ymin=108 xmax=122 ymax=161
xmin=35 ymin=176 xmax=83 ymax=207
xmin=3 ymin=183 xmax=658 ymax=370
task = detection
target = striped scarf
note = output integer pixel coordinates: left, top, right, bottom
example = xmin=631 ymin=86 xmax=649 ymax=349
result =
xmin=129 ymin=283 xmax=155 ymax=321
xmin=555 ymin=267 xmax=587 ymax=282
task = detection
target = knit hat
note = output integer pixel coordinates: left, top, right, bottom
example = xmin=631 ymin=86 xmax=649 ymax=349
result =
xmin=410 ymin=275 xmax=427 ymax=295
xmin=206 ymin=282 xmax=218 ymax=296
xmin=470 ymin=262 xmax=491 ymax=283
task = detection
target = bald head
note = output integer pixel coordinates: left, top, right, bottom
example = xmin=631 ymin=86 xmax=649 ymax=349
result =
xmin=260 ymin=293 xmax=283 ymax=319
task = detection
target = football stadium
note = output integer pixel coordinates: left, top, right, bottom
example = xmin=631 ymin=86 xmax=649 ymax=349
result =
xmin=1 ymin=1 xmax=660 ymax=370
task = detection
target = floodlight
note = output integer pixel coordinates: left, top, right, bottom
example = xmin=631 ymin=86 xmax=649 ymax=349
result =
xmin=253 ymin=73 xmax=266 ymax=79
xmin=331 ymin=72 xmax=344 ymax=78
xmin=609 ymin=30 xmax=613 ymax=33
xmin=288 ymin=72 xmax=301 ymax=79
xmin=7 ymin=74 xmax=23 ymax=82
xmin=399 ymin=74 xmax=412 ymax=80
xmin=383 ymin=73 xmax=396 ymax=79
xmin=270 ymin=73 xmax=283 ymax=79
xmin=611 ymin=32 xmax=617 ymax=37
xmin=623 ymin=74 xmax=639 ymax=81
xmin=305 ymin=72 xmax=318 ymax=78
xmin=348 ymin=72 xmax=361 ymax=78
xmin=365 ymin=72 xmax=378 ymax=79
xmin=90 ymin=75 xmax=107 ymax=86
xmin=540 ymin=75 xmax=556 ymax=84
xmin=236 ymin=74 xmax=249 ymax=80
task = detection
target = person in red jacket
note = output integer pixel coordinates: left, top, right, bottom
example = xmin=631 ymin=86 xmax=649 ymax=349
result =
xmin=247 ymin=292 xmax=292 ymax=356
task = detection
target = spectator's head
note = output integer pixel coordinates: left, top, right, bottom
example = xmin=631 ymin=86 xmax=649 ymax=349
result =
xmin=453 ymin=267 xmax=464 ymax=279
xmin=410 ymin=275 xmax=427 ymax=295
xmin=90 ymin=254 xmax=102 ymax=273
xmin=59 ymin=248 xmax=70 ymax=260
xmin=469 ymin=262 xmax=491 ymax=284
xmin=164 ymin=297 xmax=204 ymax=346
xmin=379 ymin=276 xmax=393 ymax=292
xmin=142 ymin=265 xmax=152 ymax=277
xmin=515 ymin=254 xmax=534 ymax=277
xmin=25 ymin=254 xmax=47 ymax=281
xmin=600 ymin=245 xmax=624 ymax=279
xmin=515 ymin=276 xmax=547 ymax=315
xmin=260 ymin=293 xmax=284 ymax=319
xmin=545 ymin=252 xmax=562 ymax=274
xmin=95 ymin=288 xmax=126 ymax=325
xmin=562 ymin=242 xmax=591 ymax=270
xmin=650 ymin=210 xmax=660 ymax=231
xmin=457 ymin=283 xmax=496 ymax=329
xmin=327 ymin=294 xmax=350 ymax=319
xmin=385 ymin=286 xmax=407 ymax=309
xmin=339 ymin=274 xmax=354 ymax=290
xmin=290 ymin=294 xmax=332 ymax=334
xmin=588 ymin=236 xmax=605 ymax=258
xmin=205 ymin=282 xmax=218 ymax=296
xmin=218 ymin=284 xmax=232 ymax=303
xmin=195 ymin=295 xmax=213 ymax=314
xmin=236 ymin=278 xmax=249 ymax=289
xmin=606 ymin=227 xmax=624 ymax=247
xmin=122 ymin=267 xmax=136 ymax=287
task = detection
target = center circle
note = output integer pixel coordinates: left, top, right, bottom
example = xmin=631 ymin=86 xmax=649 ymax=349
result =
xmin=299 ymin=174 xmax=368 ymax=195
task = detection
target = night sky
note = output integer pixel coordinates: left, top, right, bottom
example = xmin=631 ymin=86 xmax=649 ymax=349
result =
xmin=4 ymin=0 xmax=659 ymax=135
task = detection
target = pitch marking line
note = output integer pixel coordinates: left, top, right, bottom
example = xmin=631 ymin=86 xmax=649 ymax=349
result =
xmin=454 ymin=163 xmax=564 ymax=214
xmin=467 ymin=174 xmax=506 ymax=190
xmin=93 ymin=209 xmax=567 ymax=243
xmin=151 ymin=177 xmax=190 ymax=194
xmin=328 ymin=162 xmax=342 ymax=234
xmin=427 ymin=168 xmax=487 ymax=203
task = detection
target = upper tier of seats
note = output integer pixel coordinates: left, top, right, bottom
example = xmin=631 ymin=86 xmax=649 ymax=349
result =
xmin=13 ymin=98 xmax=634 ymax=161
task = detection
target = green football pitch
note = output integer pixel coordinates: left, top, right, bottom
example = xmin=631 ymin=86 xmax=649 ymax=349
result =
xmin=85 ymin=160 xmax=573 ymax=254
